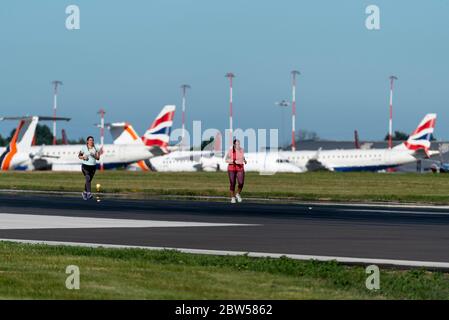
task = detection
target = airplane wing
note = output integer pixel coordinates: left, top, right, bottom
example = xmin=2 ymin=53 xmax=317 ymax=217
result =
xmin=30 ymin=146 xmax=60 ymax=160
xmin=0 ymin=116 xmax=70 ymax=121
xmin=305 ymin=158 xmax=333 ymax=172
xmin=413 ymin=149 xmax=439 ymax=159
xmin=167 ymin=145 xmax=181 ymax=152
xmin=147 ymin=146 xmax=168 ymax=157
xmin=304 ymin=148 xmax=333 ymax=171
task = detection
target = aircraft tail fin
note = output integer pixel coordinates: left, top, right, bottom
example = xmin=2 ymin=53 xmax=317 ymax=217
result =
xmin=393 ymin=113 xmax=437 ymax=156
xmin=16 ymin=117 xmax=39 ymax=151
xmin=141 ymin=105 xmax=176 ymax=152
xmin=0 ymin=117 xmax=38 ymax=170
xmin=107 ymin=122 xmax=143 ymax=145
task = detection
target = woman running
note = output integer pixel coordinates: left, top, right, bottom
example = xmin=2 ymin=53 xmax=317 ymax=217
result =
xmin=78 ymin=136 xmax=100 ymax=200
xmin=225 ymin=139 xmax=247 ymax=203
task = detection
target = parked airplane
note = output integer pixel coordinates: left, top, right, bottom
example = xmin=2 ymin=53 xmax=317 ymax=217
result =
xmin=0 ymin=105 xmax=175 ymax=171
xmin=280 ymin=113 xmax=438 ymax=172
xmin=0 ymin=116 xmax=69 ymax=171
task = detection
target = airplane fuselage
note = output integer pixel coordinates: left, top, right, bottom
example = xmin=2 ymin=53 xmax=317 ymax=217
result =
xmin=280 ymin=148 xmax=418 ymax=172
xmin=149 ymin=148 xmax=421 ymax=173
xmin=149 ymin=151 xmax=303 ymax=173
xmin=27 ymin=144 xmax=154 ymax=171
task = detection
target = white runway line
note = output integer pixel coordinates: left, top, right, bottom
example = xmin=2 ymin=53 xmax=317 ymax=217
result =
xmin=340 ymin=208 xmax=449 ymax=216
xmin=1 ymin=238 xmax=448 ymax=270
xmin=0 ymin=213 xmax=259 ymax=230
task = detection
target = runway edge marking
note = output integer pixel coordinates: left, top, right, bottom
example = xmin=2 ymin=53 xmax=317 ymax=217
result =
xmin=1 ymin=238 xmax=449 ymax=270
xmin=2 ymin=189 xmax=449 ymax=210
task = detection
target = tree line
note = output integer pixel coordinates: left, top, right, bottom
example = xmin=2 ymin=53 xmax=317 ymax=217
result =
xmin=0 ymin=124 xmax=85 ymax=146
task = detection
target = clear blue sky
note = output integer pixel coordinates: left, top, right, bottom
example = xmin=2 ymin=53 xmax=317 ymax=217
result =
xmin=0 ymin=0 xmax=448 ymax=144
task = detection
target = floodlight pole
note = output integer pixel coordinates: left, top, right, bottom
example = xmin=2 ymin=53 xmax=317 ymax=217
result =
xmin=51 ymin=80 xmax=63 ymax=145
xmin=180 ymin=84 xmax=191 ymax=149
xmin=388 ymin=76 xmax=398 ymax=149
xmin=225 ymin=72 xmax=235 ymax=143
xmin=291 ymin=70 xmax=300 ymax=151
xmin=97 ymin=108 xmax=105 ymax=171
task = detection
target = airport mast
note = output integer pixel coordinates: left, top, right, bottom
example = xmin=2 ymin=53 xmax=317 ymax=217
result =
xmin=388 ymin=76 xmax=398 ymax=149
xmin=180 ymin=84 xmax=191 ymax=150
xmin=51 ymin=80 xmax=63 ymax=145
xmin=275 ymin=100 xmax=290 ymax=149
xmin=225 ymin=73 xmax=235 ymax=143
xmin=97 ymin=108 xmax=105 ymax=171
xmin=291 ymin=70 xmax=300 ymax=151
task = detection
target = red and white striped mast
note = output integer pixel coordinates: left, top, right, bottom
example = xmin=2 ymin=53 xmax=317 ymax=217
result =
xmin=225 ymin=72 xmax=235 ymax=142
xmin=51 ymin=80 xmax=63 ymax=145
xmin=291 ymin=70 xmax=300 ymax=151
xmin=180 ymin=84 xmax=191 ymax=149
xmin=388 ymin=75 xmax=398 ymax=149
xmin=97 ymin=108 xmax=105 ymax=171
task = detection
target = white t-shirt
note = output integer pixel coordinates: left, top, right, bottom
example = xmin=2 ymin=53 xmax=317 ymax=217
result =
xmin=80 ymin=145 xmax=98 ymax=166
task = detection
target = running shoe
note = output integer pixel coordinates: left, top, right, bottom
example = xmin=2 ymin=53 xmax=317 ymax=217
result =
xmin=86 ymin=192 xmax=93 ymax=200
xmin=82 ymin=192 xmax=87 ymax=201
xmin=236 ymin=193 xmax=242 ymax=203
xmin=231 ymin=197 xmax=236 ymax=204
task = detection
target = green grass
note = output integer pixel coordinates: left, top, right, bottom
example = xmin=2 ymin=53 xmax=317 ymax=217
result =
xmin=1 ymin=241 xmax=448 ymax=299
xmin=1 ymin=171 xmax=449 ymax=204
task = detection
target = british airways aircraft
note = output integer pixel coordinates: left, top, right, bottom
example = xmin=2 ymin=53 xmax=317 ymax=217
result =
xmin=279 ymin=113 xmax=438 ymax=172
xmin=0 ymin=105 xmax=176 ymax=171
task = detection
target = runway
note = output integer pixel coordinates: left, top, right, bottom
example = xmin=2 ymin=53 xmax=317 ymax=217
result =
xmin=1 ymin=192 xmax=449 ymax=269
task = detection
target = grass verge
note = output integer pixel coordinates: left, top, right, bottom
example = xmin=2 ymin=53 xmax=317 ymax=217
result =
xmin=1 ymin=171 xmax=449 ymax=204
xmin=0 ymin=241 xmax=448 ymax=299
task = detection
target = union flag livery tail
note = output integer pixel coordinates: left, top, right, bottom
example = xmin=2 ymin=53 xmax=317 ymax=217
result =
xmin=393 ymin=113 xmax=436 ymax=155
xmin=141 ymin=105 xmax=175 ymax=152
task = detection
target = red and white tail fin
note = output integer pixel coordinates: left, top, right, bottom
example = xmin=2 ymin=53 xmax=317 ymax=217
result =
xmin=141 ymin=105 xmax=176 ymax=152
xmin=393 ymin=113 xmax=437 ymax=154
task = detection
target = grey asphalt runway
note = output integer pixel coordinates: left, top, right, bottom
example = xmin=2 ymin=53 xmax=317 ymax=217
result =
xmin=1 ymin=192 xmax=449 ymax=267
